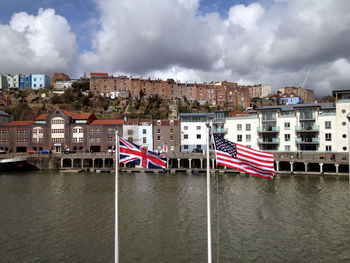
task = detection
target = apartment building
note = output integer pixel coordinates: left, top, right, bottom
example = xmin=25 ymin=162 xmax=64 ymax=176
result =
xmin=123 ymin=119 xmax=153 ymax=151
xmin=51 ymin=73 xmax=70 ymax=86
xmin=19 ymin=74 xmax=32 ymax=90
xmin=152 ymin=119 xmax=180 ymax=153
xmin=0 ymin=109 xmax=123 ymax=153
xmin=224 ymin=89 xmax=350 ymax=153
xmin=179 ymin=113 xmax=214 ymax=152
xmin=31 ymin=74 xmax=50 ymax=90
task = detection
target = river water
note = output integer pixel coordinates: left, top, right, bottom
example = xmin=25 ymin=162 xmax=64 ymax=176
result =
xmin=0 ymin=171 xmax=349 ymax=263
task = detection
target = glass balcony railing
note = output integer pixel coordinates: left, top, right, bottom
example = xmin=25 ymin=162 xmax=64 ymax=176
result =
xmin=296 ymin=137 xmax=319 ymax=143
xmin=257 ymin=127 xmax=279 ymax=132
xmin=295 ymin=125 xmax=319 ymax=131
xmin=258 ymin=138 xmax=279 ymax=143
xmin=212 ymin=128 xmax=228 ymax=134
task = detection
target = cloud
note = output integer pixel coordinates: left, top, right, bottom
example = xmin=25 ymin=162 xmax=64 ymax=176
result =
xmin=0 ymin=8 xmax=77 ymax=76
xmin=66 ymin=0 xmax=350 ymax=97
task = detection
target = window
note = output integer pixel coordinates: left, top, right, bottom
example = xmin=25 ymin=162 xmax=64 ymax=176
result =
xmin=285 ymin=145 xmax=291 ymax=151
xmin=237 ymin=124 xmax=242 ymax=131
xmin=184 ymin=126 xmax=188 ymax=130
xmin=128 ymin=130 xmax=133 ymax=135
xmin=157 ymin=136 xmax=161 ymax=141
xmin=285 ymin=134 xmax=290 ymax=141
xmin=246 ymin=134 xmax=251 ymax=142
xmin=128 ymin=137 xmax=133 ymax=142
xmin=196 ymin=126 xmax=201 ymax=130
xmin=343 ymin=134 xmax=347 ymax=138
xmin=325 ymin=133 xmax=332 ymax=141
xmin=184 ymin=134 xmax=188 ymax=139
xmin=284 ymin=122 xmax=290 ymax=130
xmin=157 ymin=120 xmax=161 ymax=125
xmin=170 ymin=135 xmax=174 ymax=141
xmin=325 ymin=145 xmax=332 ymax=151
xmin=108 ymin=137 xmax=113 ymax=142
xmin=170 ymin=128 xmax=174 ymax=134
xmin=197 ymin=134 xmax=201 ymax=139
xmin=325 ymin=121 xmax=331 ymax=129
xmin=237 ymin=135 xmax=242 ymax=142
xmin=184 ymin=145 xmax=188 ymax=149
xmin=246 ymin=124 xmax=251 ymax=131
xmin=143 ymin=137 xmax=147 ymax=143
xmin=143 ymin=129 xmax=146 ymax=134
xmin=157 ymin=129 xmax=160 ymax=134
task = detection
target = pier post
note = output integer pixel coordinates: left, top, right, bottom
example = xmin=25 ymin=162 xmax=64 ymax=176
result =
xmin=211 ymin=159 xmax=215 ymax=169
xmin=200 ymin=159 xmax=203 ymax=169
xmin=290 ymin=161 xmax=294 ymax=173
xmin=304 ymin=162 xmax=308 ymax=173
xmin=81 ymin=159 xmax=84 ymax=168
xmin=61 ymin=158 xmax=63 ymax=168
xmin=276 ymin=161 xmax=280 ymax=172
xmin=93 ymin=159 xmax=95 ymax=168
xmin=320 ymin=163 xmax=323 ymax=174
xmin=71 ymin=159 xmax=73 ymax=168
xmin=189 ymin=159 xmax=192 ymax=169
xmin=103 ymin=159 xmax=105 ymax=168
xmin=335 ymin=164 xmax=339 ymax=174
xmin=177 ymin=159 xmax=180 ymax=168
xmin=166 ymin=159 xmax=169 ymax=169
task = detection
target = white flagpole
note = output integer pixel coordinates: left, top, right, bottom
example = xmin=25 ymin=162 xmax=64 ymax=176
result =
xmin=115 ymin=130 xmax=119 ymax=263
xmin=206 ymin=123 xmax=212 ymax=263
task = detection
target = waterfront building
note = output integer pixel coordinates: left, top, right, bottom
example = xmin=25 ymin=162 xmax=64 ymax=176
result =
xmin=0 ymin=109 xmax=123 ymax=153
xmin=224 ymin=90 xmax=350 ymax=153
xmin=179 ymin=113 xmax=214 ymax=152
xmin=31 ymin=74 xmax=50 ymax=90
xmin=152 ymin=119 xmax=180 ymax=153
xmin=123 ymin=119 xmax=153 ymax=151
xmin=19 ymin=74 xmax=32 ymax=90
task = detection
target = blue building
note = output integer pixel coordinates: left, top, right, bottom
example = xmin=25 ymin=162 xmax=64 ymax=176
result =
xmin=19 ymin=74 xmax=32 ymax=90
xmin=31 ymin=74 xmax=50 ymax=90
xmin=279 ymin=96 xmax=302 ymax=105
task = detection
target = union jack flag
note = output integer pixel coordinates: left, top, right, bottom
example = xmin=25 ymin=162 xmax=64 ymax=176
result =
xmin=119 ymin=137 xmax=167 ymax=169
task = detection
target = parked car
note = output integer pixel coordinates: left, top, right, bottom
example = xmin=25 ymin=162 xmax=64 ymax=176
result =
xmin=63 ymin=149 xmax=76 ymax=154
xmin=39 ymin=149 xmax=52 ymax=154
xmin=26 ymin=150 xmax=36 ymax=154
xmin=0 ymin=150 xmax=6 ymax=154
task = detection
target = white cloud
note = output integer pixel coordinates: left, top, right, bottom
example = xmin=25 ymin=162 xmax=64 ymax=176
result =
xmin=0 ymin=8 xmax=77 ymax=75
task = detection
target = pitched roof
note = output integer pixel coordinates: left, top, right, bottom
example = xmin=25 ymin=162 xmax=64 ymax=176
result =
xmin=4 ymin=121 xmax=33 ymax=126
xmin=34 ymin=114 xmax=49 ymax=120
xmin=90 ymin=120 xmax=124 ymax=125
xmin=61 ymin=110 xmax=93 ymax=120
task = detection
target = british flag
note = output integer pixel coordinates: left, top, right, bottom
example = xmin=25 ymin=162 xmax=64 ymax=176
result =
xmin=119 ymin=137 xmax=167 ymax=169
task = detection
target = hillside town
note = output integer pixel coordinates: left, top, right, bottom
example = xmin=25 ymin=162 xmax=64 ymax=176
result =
xmin=0 ymin=72 xmax=345 ymax=158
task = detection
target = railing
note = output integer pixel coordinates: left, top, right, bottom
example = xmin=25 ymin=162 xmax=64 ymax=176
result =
xmin=212 ymin=128 xmax=228 ymax=134
xmin=295 ymin=137 xmax=319 ymax=143
xmin=257 ymin=127 xmax=279 ymax=132
xmin=295 ymin=125 xmax=319 ymax=131
xmin=258 ymin=138 xmax=279 ymax=143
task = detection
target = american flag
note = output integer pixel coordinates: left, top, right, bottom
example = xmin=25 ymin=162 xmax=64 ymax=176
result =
xmin=213 ymin=134 xmax=275 ymax=179
xmin=119 ymin=137 xmax=167 ymax=169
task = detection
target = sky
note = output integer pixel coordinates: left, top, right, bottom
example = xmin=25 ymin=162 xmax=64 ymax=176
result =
xmin=0 ymin=0 xmax=350 ymax=97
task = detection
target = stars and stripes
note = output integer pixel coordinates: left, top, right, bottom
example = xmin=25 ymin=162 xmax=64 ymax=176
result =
xmin=119 ymin=137 xmax=167 ymax=169
xmin=213 ymin=134 xmax=275 ymax=179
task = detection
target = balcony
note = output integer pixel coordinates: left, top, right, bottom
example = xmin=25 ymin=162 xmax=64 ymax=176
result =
xmin=258 ymin=138 xmax=279 ymax=144
xmin=296 ymin=137 xmax=319 ymax=144
xmin=257 ymin=126 xmax=279 ymax=132
xmin=295 ymin=125 xmax=319 ymax=132
xmin=211 ymin=128 xmax=228 ymax=134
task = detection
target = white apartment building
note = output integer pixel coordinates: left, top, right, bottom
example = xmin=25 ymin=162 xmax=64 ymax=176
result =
xmin=179 ymin=113 xmax=212 ymax=152
xmin=224 ymin=89 xmax=350 ymax=153
xmin=123 ymin=120 xmax=153 ymax=151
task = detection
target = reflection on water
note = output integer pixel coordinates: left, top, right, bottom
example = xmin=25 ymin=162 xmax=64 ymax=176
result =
xmin=0 ymin=171 xmax=349 ymax=263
